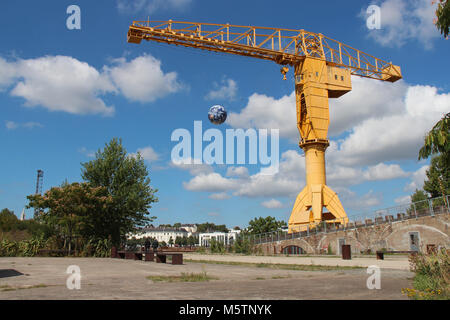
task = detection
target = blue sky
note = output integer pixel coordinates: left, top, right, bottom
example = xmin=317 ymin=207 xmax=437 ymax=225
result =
xmin=0 ymin=0 xmax=449 ymax=228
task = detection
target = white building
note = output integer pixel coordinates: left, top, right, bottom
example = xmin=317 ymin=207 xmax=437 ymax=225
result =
xmin=199 ymin=229 xmax=241 ymax=247
xmin=131 ymin=227 xmax=189 ymax=244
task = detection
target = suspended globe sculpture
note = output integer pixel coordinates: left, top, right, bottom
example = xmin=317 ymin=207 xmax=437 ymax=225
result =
xmin=208 ymin=105 xmax=227 ymax=125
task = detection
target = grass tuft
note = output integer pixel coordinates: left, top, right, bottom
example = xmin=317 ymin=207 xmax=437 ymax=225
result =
xmin=146 ymin=271 xmax=217 ymax=283
xmin=0 ymin=284 xmax=48 ymax=292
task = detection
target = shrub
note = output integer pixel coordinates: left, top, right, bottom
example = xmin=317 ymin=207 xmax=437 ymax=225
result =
xmin=0 ymin=236 xmax=47 ymax=257
xmin=403 ymin=250 xmax=450 ymax=300
xmin=232 ymin=237 xmax=253 ymax=255
xmin=209 ymin=238 xmax=225 ymax=254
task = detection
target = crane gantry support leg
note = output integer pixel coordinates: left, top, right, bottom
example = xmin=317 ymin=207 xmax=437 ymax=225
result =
xmin=288 ymin=58 xmax=349 ymax=233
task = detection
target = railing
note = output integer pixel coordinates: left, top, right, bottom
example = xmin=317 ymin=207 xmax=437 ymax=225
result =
xmin=241 ymin=195 xmax=450 ymax=245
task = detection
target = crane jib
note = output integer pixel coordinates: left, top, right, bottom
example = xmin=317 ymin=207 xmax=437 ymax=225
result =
xmin=127 ymin=21 xmax=401 ymax=82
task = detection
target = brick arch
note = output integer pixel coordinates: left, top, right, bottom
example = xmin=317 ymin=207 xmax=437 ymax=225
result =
xmin=281 ymin=238 xmax=315 ymax=253
xmin=386 ymin=224 xmax=450 ymax=251
xmin=281 ymin=245 xmax=306 ymax=255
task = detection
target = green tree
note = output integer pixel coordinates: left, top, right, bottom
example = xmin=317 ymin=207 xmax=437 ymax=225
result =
xmin=419 ymin=113 xmax=449 ymax=161
xmin=27 ymin=182 xmax=113 ymax=253
xmin=232 ymin=236 xmax=252 ymax=255
xmin=168 ymin=236 xmax=174 ymax=246
xmin=247 ymin=216 xmax=287 ymax=234
xmin=410 ymin=189 xmax=429 ymax=211
xmin=423 ymin=155 xmax=450 ymax=198
xmin=173 ymin=222 xmax=182 ymax=228
xmin=81 ymin=138 xmax=158 ymax=245
xmin=434 ymin=0 xmax=450 ymax=38
xmin=196 ymin=222 xmax=228 ymax=233
xmin=418 ymin=113 xmax=449 ymax=205
xmin=411 ymin=189 xmax=428 ymax=202
xmin=209 ymin=238 xmax=225 ymax=253
xmin=0 ymin=209 xmax=18 ymax=232
xmin=187 ymin=235 xmax=197 ymax=246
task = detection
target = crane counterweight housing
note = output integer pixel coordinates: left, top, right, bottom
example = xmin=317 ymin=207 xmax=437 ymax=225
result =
xmin=127 ymin=20 xmax=402 ymax=233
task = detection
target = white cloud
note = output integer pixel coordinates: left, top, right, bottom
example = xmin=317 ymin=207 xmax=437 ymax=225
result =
xmin=341 ymin=189 xmax=383 ymax=213
xmin=183 ymin=173 xmax=239 ymax=192
xmin=0 ymin=57 xmax=16 ymax=90
xmin=205 ymin=77 xmax=238 ymax=101
xmin=106 ymin=55 xmax=183 ymax=103
xmin=0 ymin=54 xmax=182 ymax=116
xmin=404 ymin=165 xmax=429 ymax=192
xmin=362 ymin=0 xmax=440 ymax=49
xmin=323 ymin=161 xmax=408 ymax=187
xmin=332 ymin=84 xmax=450 ymax=166
xmin=5 ymin=120 xmax=43 ymax=130
xmin=181 ymin=150 xmax=305 ymax=198
xmin=362 ymin=163 xmax=409 ymax=181
xmin=170 ymin=157 xmax=214 ymax=176
xmin=78 ymin=147 xmax=96 ymax=158
xmin=5 ymin=121 xmax=18 ymax=130
xmin=207 ymin=211 xmax=220 ymax=217
xmin=208 ymin=192 xmax=231 ymax=200
xmin=133 ymin=146 xmax=160 ymax=162
xmin=329 ymin=78 xmax=407 ymax=136
xmin=227 ymin=91 xmax=298 ymax=140
xmin=22 ymin=122 xmax=44 ymax=129
xmin=226 ymin=166 xmax=249 ymax=178
xmin=395 ymin=195 xmax=412 ymax=204
xmin=117 ymin=0 xmax=192 ymax=14
xmin=261 ymin=199 xmax=284 ymax=209
xmin=7 ymin=56 xmax=115 ymax=116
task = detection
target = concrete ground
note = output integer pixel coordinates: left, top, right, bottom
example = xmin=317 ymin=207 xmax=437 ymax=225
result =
xmin=0 ymin=256 xmax=413 ymax=300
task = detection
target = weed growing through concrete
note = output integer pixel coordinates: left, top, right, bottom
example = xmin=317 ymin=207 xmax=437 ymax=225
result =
xmin=146 ymin=271 xmax=218 ymax=283
xmin=0 ymin=284 xmax=47 ymax=292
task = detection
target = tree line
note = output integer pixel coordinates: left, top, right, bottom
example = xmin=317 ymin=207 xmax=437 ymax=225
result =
xmin=1 ymin=138 xmax=158 ymax=256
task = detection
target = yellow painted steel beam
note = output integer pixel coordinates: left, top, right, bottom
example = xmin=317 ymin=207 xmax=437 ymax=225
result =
xmin=128 ymin=20 xmax=402 ymax=81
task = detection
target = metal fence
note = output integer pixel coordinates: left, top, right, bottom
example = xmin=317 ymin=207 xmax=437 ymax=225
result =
xmin=241 ymin=195 xmax=450 ymax=245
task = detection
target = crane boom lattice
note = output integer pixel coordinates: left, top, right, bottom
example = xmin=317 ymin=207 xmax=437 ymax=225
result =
xmin=128 ymin=20 xmax=401 ymax=81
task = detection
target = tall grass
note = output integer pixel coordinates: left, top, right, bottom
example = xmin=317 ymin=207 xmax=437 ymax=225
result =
xmin=403 ymin=250 xmax=450 ymax=300
xmin=0 ymin=236 xmax=47 ymax=257
xmin=0 ymin=236 xmax=111 ymax=257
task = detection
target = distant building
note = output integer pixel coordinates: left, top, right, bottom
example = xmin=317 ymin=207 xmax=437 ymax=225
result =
xmin=130 ymin=227 xmax=189 ymax=244
xmin=199 ymin=229 xmax=241 ymax=247
xmin=20 ymin=208 xmax=26 ymax=221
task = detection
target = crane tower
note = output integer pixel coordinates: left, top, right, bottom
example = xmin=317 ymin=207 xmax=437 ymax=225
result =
xmin=34 ymin=169 xmax=44 ymax=216
xmin=127 ymin=20 xmax=402 ymax=232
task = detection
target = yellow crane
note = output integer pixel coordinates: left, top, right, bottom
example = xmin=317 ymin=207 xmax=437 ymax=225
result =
xmin=127 ymin=20 xmax=402 ymax=233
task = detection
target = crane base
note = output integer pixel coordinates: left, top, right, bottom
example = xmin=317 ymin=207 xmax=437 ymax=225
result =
xmin=288 ymin=184 xmax=348 ymax=233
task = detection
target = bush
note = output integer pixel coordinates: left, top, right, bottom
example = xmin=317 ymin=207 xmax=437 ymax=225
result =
xmin=0 ymin=236 xmax=48 ymax=257
xmin=232 ymin=237 xmax=253 ymax=255
xmin=82 ymin=238 xmax=112 ymax=257
xmin=403 ymin=250 xmax=450 ymax=300
xmin=209 ymin=238 xmax=225 ymax=254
